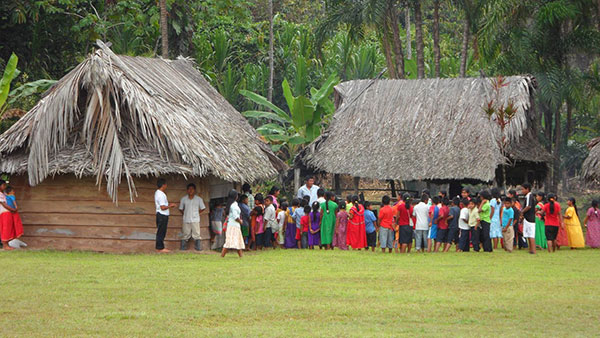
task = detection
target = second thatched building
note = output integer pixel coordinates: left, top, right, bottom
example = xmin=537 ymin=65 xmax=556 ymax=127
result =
xmin=299 ymin=76 xmax=550 ymax=193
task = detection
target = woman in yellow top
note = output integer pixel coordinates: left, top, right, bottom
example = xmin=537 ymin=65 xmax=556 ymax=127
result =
xmin=563 ymin=197 xmax=585 ymax=249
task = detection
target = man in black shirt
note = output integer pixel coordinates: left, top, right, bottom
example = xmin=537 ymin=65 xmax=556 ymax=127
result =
xmin=519 ymin=183 xmax=537 ymax=254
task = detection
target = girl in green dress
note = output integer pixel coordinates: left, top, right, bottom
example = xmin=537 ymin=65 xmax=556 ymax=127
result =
xmin=320 ymin=191 xmax=338 ymax=250
xmin=535 ymin=192 xmax=548 ymax=249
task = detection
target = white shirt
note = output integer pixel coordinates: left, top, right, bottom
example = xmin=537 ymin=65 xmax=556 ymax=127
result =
xmin=0 ymin=192 xmax=7 ymax=214
xmin=413 ymin=202 xmax=430 ymax=230
xmin=297 ymin=184 xmax=320 ymax=204
xmin=459 ymin=207 xmax=470 ymax=230
xmin=155 ymin=190 xmax=169 ymax=216
xmin=227 ymin=201 xmax=241 ymax=229
xmin=179 ymin=195 xmax=206 ymax=223
xmin=277 ymin=210 xmax=286 ymax=230
xmin=264 ymin=204 xmax=277 ymax=230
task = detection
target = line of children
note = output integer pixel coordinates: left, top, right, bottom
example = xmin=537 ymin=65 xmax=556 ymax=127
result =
xmin=209 ymin=185 xmax=596 ymax=255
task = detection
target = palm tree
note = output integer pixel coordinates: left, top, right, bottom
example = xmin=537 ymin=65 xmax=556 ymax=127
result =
xmin=479 ymin=0 xmax=600 ymax=189
xmin=412 ymin=0 xmax=425 ymax=78
xmin=433 ymin=0 xmax=441 ymax=77
xmin=159 ymin=0 xmax=168 ymax=58
xmin=317 ymin=0 xmax=405 ymax=78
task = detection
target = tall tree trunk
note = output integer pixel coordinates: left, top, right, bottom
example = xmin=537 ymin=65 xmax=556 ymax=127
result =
xmin=381 ymin=25 xmax=398 ymax=79
xmin=543 ymin=104 xmax=553 ymax=152
xmin=268 ymin=0 xmax=274 ymax=104
xmin=159 ymin=0 xmax=168 ymax=59
xmin=566 ymin=100 xmax=572 ymax=138
xmin=405 ymin=7 xmax=412 ymax=60
xmin=459 ymin=16 xmax=470 ymax=77
xmin=390 ymin=8 xmax=405 ymax=79
xmin=433 ymin=0 xmax=441 ymax=77
xmin=553 ymin=107 xmax=562 ymax=190
xmin=414 ymin=0 xmax=425 ymax=78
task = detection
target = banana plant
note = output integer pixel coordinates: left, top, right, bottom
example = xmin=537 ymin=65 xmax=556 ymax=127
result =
xmin=0 ymin=53 xmax=19 ymax=115
xmin=240 ymin=73 xmax=338 ymax=159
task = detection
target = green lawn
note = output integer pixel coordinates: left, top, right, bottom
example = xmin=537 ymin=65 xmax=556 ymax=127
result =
xmin=1 ymin=249 xmax=599 ymax=337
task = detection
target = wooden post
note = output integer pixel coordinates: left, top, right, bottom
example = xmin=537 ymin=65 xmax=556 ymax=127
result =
xmin=333 ymin=174 xmax=341 ymax=196
xmin=294 ymin=168 xmax=301 ymax=194
xmin=389 ymin=179 xmax=397 ymax=198
xmin=353 ymin=177 xmax=360 ymax=195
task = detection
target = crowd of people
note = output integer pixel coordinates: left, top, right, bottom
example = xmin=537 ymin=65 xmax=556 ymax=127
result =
xmin=207 ymin=177 xmax=600 ymax=257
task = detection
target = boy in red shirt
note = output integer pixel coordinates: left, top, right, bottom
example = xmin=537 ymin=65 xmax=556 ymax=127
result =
xmin=434 ymin=198 xmax=450 ymax=252
xmin=378 ymin=195 xmax=395 ymax=253
xmin=395 ymin=193 xmax=413 ymax=253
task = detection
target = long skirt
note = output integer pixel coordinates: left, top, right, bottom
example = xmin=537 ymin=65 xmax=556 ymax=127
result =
xmin=333 ymin=224 xmax=348 ymax=250
xmin=284 ymin=222 xmax=298 ymax=248
xmin=566 ymin=225 xmax=585 ymax=248
xmin=587 ymin=219 xmax=600 ymax=248
xmin=346 ymin=223 xmax=366 ymax=249
xmin=490 ymin=219 xmax=503 ymax=238
xmin=308 ymin=230 xmax=320 ymax=246
xmin=223 ymin=226 xmax=245 ymax=250
xmin=1 ymin=211 xmax=22 ymax=242
xmin=535 ymin=218 xmax=548 ymax=249
xmin=556 ymin=225 xmax=569 ymax=248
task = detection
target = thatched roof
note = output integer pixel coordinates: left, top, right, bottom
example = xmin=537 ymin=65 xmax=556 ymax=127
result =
xmin=582 ymin=137 xmax=600 ymax=180
xmin=0 ymin=41 xmax=285 ymax=201
xmin=299 ymin=76 xmax=550 ymax=182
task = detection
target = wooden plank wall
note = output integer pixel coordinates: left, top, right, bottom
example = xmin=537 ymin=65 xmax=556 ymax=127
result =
xmin=11 ymin=174 xmax=212 ymax=253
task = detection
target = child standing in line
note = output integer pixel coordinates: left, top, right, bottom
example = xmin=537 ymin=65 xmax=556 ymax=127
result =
xmin=276 ymin=201 xmax=288 ymax=249
xmin=427 ymin=196 xmax=440 ymax=252
xmin=434 ymin=198 xmax=450 ymax=252
xmin=458 ymin=199 xmax=470 ymax=252
xmin=251 ymin=193 xmax=265 ymax=250
xmin=364 ymin=202 xmax=377 ymax=252
xmin=333 ymin=202 xmax=349 ymax=250
xmin=378 ymin=196 xmax=395 ymax=253
xmin=284 ymin=199 xmax=299 ymax=249
xmin=263 ymin=196 xmax=277 ymax=249
xmin=239 ymin=194 xmax=251 ymax=248
xmin=564 ymin=197 xmax=585 ymax=249
xmin=468 ymin=198 xmax=481 ymax=251
xmin=308 ymin=201 xmax=321 ymax=249
xmin=210 ymin=202 xmax=225 ymax=250
xmin=3 ymin=186 xmax=25 ymax=248
xmin=300 ymin=205 xmax=311 ymax=249
xmin=345 ymin=195 xmax=353 ymax=213
xmin=501 ymin=197 xmax=515 ymax=252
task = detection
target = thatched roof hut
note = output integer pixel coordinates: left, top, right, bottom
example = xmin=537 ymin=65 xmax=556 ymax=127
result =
xmin=299 ymin=76 xmax=550 ymax=185
xmin=582 ymin=137 xmax=600 ymax=181
xmin=0 ymin=41 xmax=285 ymax=201
xmin=0 ymin=41 xmax=285 ymax=252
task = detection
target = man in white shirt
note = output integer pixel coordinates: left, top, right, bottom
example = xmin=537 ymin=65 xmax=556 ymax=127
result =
xmin=155 ymin=178 xmax=176 ymax=253
xmin=412 ymin=194 xmax=431 ymax=252
xmin=297 ymin=175 xmax=320 ymax=205
xmin=179 ymin=183 xmax=206 ymax=251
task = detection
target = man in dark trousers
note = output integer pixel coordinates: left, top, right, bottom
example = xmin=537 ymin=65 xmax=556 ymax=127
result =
xmin=154 ymin=178 xmax=176 ymax=253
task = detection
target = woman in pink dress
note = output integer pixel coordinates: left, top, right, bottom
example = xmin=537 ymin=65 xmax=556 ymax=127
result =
xmin=333 ymin=202 xmax=348 ymax=250
xmin=583 ymin=200 xmax=600 ymax=248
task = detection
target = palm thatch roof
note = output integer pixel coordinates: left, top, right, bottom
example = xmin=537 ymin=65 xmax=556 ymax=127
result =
xmin=299 ymin=76 xmax=550 ymax=183
xmin=582 ymin=137 xmax=600 ymax=180
xmin=0 ymin=40 xmax=285 ymax=201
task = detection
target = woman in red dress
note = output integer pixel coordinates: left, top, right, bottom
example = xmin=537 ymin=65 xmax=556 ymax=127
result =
xmin=0 ymin=180 xmax=18 ymax=250
xmin=346 ymin=196 xmax=367 ymax=250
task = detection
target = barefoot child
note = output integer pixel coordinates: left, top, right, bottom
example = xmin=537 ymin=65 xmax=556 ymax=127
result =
xmin=276 ymin=201 xmax=288 ymax=249
xmin=300 ymin=205 xmax=311 ymax=249
xmin=364 ymin=202 xmax=377 ymax=252
xmin=308 ymin=201 xmax=321 ymax=249
xmin=333 ymin=202 xmax=348 ymax=250
xmin=501 ymin=197 xmax=515 ymax=252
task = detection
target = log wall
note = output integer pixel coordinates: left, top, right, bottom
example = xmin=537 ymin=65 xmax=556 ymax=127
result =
xmin=10 ymin=174 xmax=216 ymax=253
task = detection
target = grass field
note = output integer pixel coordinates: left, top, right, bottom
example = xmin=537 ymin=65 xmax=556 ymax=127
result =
xmin=1 ymin=249 xmax=599 ymax=337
